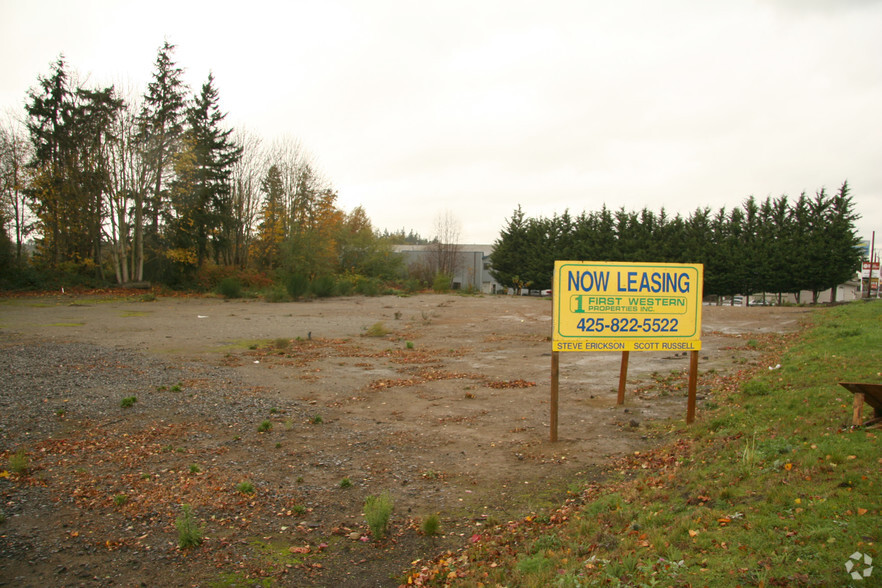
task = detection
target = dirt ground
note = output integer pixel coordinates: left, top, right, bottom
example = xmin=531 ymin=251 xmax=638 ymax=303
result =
xmin=0 ymin=292 xmax=810 ymax=587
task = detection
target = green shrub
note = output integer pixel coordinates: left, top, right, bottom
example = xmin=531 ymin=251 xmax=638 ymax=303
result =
xmin=217 ymin=277 xmax=243 ymax=299
xmin=236 ymin=481 xmax=255 ymax=494
xmin=364 ymin=491 xmax=394 ymax=539
xmin=264 ymin=285 xmax=290 ymax=303
xmin=120 ymin=396 xmax=137 ymax=408
xmin=339 ymin=477 xmax=352 ymax=488
xmin=432 ymin=273 xmax=452 ymax=293
xmin=355 ymin=277 xmax=380 ymax=296
xmin=113 ymin=494 xmax=129 ymax=506
xmin=258 ymin=420 xmax=272 ymax=432
xmin=335 ymin=277 xmax=355 ymax=296
xmin=421 ymin=514 xmax=441 ymax=535
xmin=285 ymin=273 xmax=310 ymax=298
xmin=311 ymin=275 xmax=336 ymax=298
xmin=404 ymin=278 xmax=422 ymax=293
xmin=175 ymin=504 xmax=204 ymax=548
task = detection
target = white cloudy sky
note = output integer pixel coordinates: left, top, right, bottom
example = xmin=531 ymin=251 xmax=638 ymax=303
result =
xmin=2 ymin=0 xmax=881 ymax=246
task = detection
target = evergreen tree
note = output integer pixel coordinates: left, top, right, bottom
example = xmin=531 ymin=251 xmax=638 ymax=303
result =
xmin=25 ymin=57 xmax=121 ymax=269
xmin=489 ymin=206 xmax=530 ymax=290
xmin=816 ymin=182 xmax=862 ymax=301
xmin=138 ymin=41 xmax=188 ymax=242
xmin=170 ymin=73 xmax=242 ymax=268
xmin=252 ymin=164 xmax=286 ymax=269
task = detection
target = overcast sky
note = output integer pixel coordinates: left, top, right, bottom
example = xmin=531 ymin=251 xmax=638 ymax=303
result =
xmin=2 ymin=0 xmax=880 ymax=247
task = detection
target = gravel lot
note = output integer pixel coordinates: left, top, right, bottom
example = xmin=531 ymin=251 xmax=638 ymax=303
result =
xmin=0 ymin=292 xmax=809 ymax=586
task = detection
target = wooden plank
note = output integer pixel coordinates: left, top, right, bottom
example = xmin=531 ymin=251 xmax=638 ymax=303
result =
xmin=839 ymin=382 xmax=882 ymax=426
xmin=550 ymin=351 xmax=559 ymax=442
xmin=687 ymin=350 xmax=699 ymax=424
xmin=617 ymin=351 xmax=629 ymax=406
xmin=853 ymin=393 xmax=865 ymax=427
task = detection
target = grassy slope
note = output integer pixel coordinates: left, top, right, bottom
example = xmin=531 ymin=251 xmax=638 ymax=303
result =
xmin=405 ymin=300 xmax=881 ymax=587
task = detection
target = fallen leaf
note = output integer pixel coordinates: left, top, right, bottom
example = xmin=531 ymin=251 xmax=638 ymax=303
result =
xmin=689 ymin=529 xmax=699 ymax=537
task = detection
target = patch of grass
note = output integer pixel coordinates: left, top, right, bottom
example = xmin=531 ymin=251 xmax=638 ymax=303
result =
xmin=113 ymin=494 xmax=129 ymax=507
xmin=272 ymin=338 xmax=290 ymax=350
xmin=364 ymin=322 xmax=389 ymax=337
xmin=741 ymin=380 xmax=770 ymax=396
xmin=120 ymin=396 xmax=137 ymax=408
xmin=310 ymin=414 xmax=323 ymax=424
xmin=189 ymin=464 xmax=201 ymax=474
xmin=406 ymin=341 xmax=414 ymax=349
xmin=364 ymin=491 xmax=394 ymax=539
xmin=8 ymin=449 xmax=29 ymax=475
xmin=339 ymin=477 xmax=352 ymax=489
xmin=236 ymin=481 xmax=255 ymax=495
xmin=257 ymin=420 xmax=272 ymax=432
xmin=175 ymin=504 xmax=204 ymax=549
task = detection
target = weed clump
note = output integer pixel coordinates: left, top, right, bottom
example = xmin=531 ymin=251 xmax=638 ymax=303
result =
xmin=421 ymin=514 xmax=441 ymax=536
xmin=236 ymin=481 xmax=255 ymax=494
xmin=257 ymin=420 xmax=272 ymax=432
xmin=364 ymin=322 xmax=389 ymax=337
xmin=8 ymin=449 xmax=29 ymax=475
xmin=175 ymin=504 xmax=204 ymax=548
xmin=364 ymin=491 xmax=394 ymax=539
xmin=120 ymin=396 xmax=137 ymax=408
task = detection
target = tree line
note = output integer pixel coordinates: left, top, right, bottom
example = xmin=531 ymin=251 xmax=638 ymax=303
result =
xmin=0 ymin=42 xmax=423 ymax=292
xmin=490 ymin=183 xmax=863 ymax=303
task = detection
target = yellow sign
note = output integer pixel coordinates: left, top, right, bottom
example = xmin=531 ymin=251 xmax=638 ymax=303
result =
xmin=553 ymin=261 xmax=703 ymax=352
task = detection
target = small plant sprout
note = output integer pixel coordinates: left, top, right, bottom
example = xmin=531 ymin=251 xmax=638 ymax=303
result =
xmin=421 ymin=514 xmax=441 ymax=536
xmin=175 ymin=504 xmax=204 ymax=549
xmin=113 ymin=494 xmax=129 ymax=507
xmin=406 ymin=341 xmax=414 ymax=349
xmin=189 ymin=464 xmax=201 ymax=474
xmin=257 ymin=420 xmax=272 ymax=432
xmin=364 ymin=491 xmax=394 ymax=539
xmin=311 ymin=414 xmax=323 ymax=424
xmin=339 ymin=477 xmax=352 ymax=489
xmin=120 ymin=396 xmax=137 ymax=408
xmin=236 ymin=481 xmax=255 ymax=495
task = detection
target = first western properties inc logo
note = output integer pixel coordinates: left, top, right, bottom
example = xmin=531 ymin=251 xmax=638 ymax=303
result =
xmin=845 ymin=551 xmax=873 ymax=581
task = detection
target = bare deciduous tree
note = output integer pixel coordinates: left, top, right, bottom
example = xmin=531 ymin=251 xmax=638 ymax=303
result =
xmin=428 ymin=210 xmax=462 ymax=278
xmin=0 ymin=112 xmax=32 ymax=262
